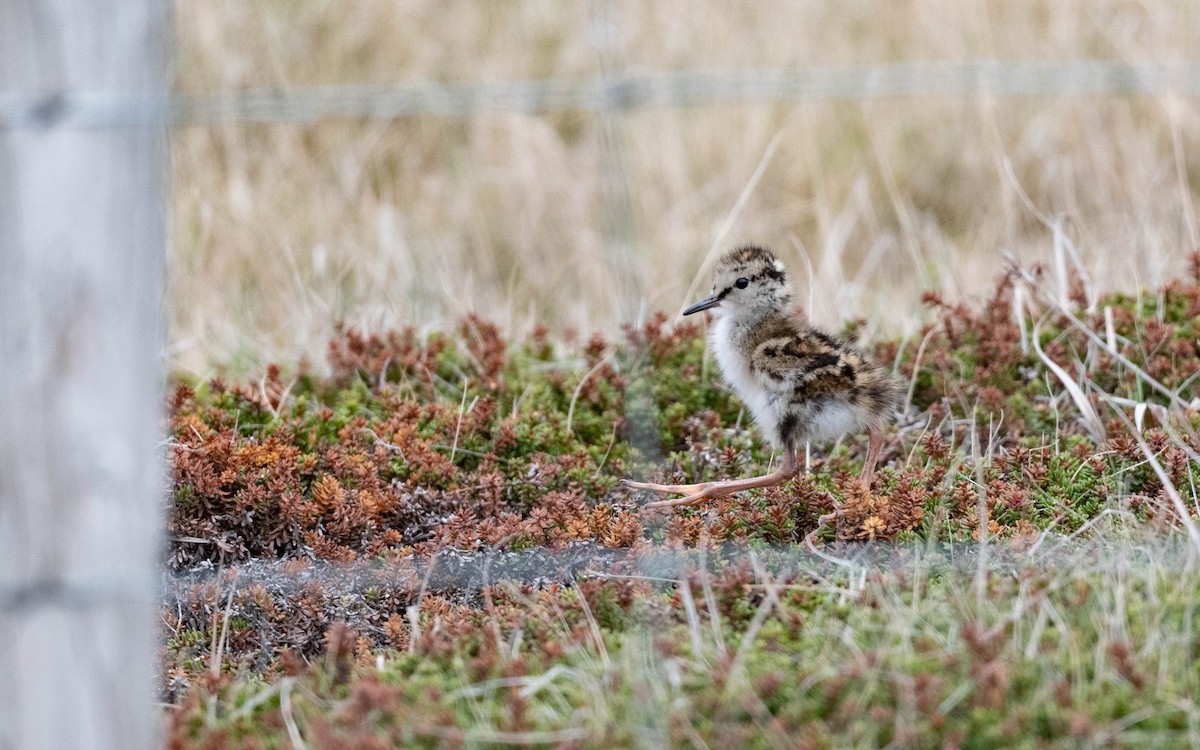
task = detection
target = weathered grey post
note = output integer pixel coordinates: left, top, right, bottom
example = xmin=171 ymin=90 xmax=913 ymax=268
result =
xmin=0 ymin=2 xmax=169 ymax=749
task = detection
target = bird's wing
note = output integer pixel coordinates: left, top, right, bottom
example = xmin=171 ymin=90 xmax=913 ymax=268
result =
xmin=748 ymin=333 xmax=860 ymax=394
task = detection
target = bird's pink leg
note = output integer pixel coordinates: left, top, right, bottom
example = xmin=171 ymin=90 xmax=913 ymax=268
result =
xmin=625 ymin=450 xmax=799 ymax=509
xmin=814 ymin=427 xmax=884 ymax=527
xmin=860 ymin=425 xmax=883 ymax=484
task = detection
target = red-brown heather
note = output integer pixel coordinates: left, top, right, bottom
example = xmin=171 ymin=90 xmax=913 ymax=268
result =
xmin=169 ymin=256 xmax=1200 ymax=565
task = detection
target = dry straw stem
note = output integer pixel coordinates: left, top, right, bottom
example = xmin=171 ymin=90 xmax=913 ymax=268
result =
xmin=1111 ymin=407 xmax=1200 ymax=552
xmin=567 ymin=352 xmax=614 ymax=434
xmin=279 ymin=678 xmax=308 ymax=750
xmin=1030 ymin=314 xmax=1107 ymax=444
xmin=1017 ymin=264 xmax=1192 ymax=410
xmin=171 ymin=0 xmax=1200 ymax=373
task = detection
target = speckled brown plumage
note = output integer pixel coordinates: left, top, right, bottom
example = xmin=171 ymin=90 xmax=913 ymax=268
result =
xmin=729 ymin=310 xmax=899 ymax=447
xmin=625 ymin=245 xmax=901 ymax=509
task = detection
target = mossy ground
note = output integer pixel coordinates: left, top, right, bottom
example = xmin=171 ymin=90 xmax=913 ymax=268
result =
xmin=164 ymin=263 xmax=1200 ymax=748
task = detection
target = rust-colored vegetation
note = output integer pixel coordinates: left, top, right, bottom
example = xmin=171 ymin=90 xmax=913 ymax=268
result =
xmin=164 ymin=262 xmax=1200 ymax=746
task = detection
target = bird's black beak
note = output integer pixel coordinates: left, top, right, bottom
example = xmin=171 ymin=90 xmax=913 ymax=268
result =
xmin=682 ymin=295 xmax=721 ymax=316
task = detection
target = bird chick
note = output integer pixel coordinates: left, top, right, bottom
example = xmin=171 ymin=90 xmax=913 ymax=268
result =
xmin=625 ymin=245 xmax=901 ymax=509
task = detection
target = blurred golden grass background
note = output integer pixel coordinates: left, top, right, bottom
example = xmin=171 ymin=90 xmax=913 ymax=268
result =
xmin=171 ymin=0 xmax=1200 ymax=373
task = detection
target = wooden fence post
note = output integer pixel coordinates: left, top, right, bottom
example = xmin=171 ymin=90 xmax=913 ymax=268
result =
xmin=0 ymin=2 xmax=169 ymax=749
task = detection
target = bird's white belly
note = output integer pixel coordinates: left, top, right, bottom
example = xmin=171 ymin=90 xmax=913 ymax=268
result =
xmin=806 ymin=400 xmax=865 ymax=441
xmin=710 ymin=317 xmax=781 ymax=444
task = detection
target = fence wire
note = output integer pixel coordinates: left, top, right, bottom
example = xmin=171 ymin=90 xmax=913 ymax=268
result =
xmin=4 ymin=60 xmax=1200 ymax=129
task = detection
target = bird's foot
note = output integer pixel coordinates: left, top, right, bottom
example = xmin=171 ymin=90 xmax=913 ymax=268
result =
xmin=620 ymin=478 xmax=727 ymax=509
xmin=817 ymin=505 xmax=844 ymax=528
xmin=620 ymin=478 xmax=708 ymax=497
xmin=622 ymin=466 xmax=798 ymax=511
xmin=804 ymin=503 xmax=845 ymax=552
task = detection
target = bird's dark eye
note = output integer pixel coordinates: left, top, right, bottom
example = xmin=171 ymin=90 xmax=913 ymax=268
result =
xmin=735 ymin=277 xmax=750 ymax=289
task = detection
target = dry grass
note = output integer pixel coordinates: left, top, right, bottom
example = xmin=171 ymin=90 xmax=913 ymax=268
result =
xmin=171 ymin=0 xmax=1200 ymax=376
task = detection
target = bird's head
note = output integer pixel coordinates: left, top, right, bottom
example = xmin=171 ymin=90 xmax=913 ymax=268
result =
xmin=683 ymin=246 xmax=793 ymax=320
